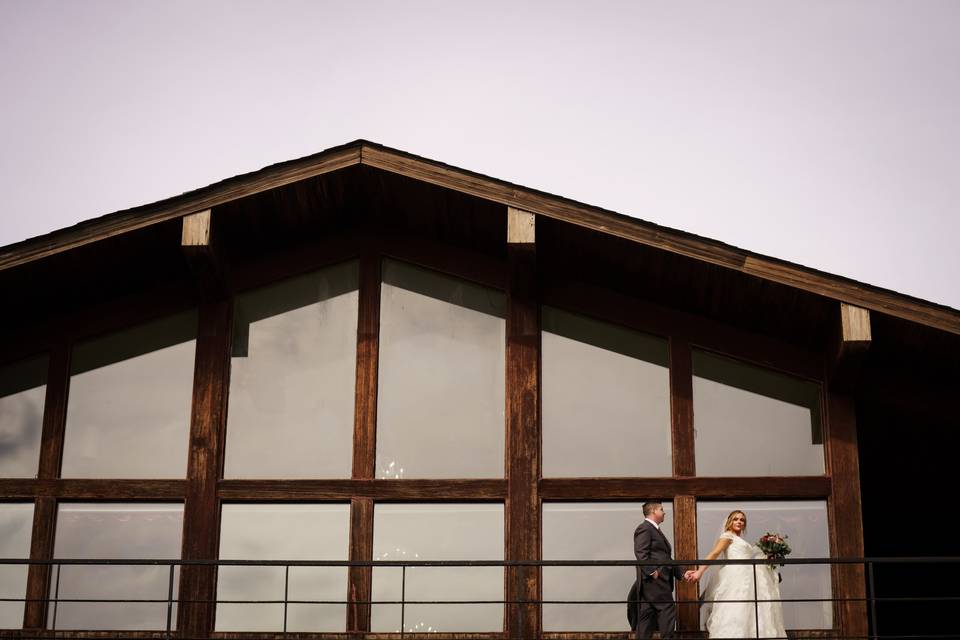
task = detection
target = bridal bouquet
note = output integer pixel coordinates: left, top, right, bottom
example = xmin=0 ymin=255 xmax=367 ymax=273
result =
xmin=757 ymin=532 xmax=791 ymax=569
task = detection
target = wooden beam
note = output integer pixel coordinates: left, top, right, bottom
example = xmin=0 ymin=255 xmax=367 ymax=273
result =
xmin=23 ymin=343 xmax=69 ymax=630
xmin=540 ymin=476 xmax=831 ymax=500
xmin=669 ymin=339 xmax=695 ymax=477
xmin=181 ymin=209 xmax=228 ymax=294
xmin=673 ymin=495 xmax=698 ymax=635
xmin=217 ymin=479 xmax=507 ymax=501
xmin=504 ymin=233 xmax=541 ymax=640
xmin=346 ymin=498 xmax=374 ymax=632
xmin=347 ymin=254 xmax=380 ymax=633
xmin=360 ymin=144 xmax=960 ymax=335
xmin=507 ymin=207 xmax=535 ymax=244
xmin=830 ymin=303 xmax=872 ymax=390
xmin=0 ymin=144 xmax=361 ymax=271
xmin=178 ymin=298 xmax=232 ymax=638
xmin=0 ymin=479 xmax=186 ymax=499
xmin=825 ymin=389 xmax=867 ymax=640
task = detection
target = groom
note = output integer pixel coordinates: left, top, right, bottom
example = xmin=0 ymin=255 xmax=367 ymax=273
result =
xmin=633 ymin=501 xmax=687 ymax=639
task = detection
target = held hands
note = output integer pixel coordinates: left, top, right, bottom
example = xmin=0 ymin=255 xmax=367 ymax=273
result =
xmin=683 ymin=569 xmax=702 ymax=583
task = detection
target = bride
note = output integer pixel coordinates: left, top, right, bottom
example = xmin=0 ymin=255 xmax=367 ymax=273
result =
xmin=686 ymin=510 xmax=786 ymax=639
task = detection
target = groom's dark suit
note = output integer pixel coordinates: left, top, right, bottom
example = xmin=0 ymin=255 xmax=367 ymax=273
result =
xmin=633 ymin=520 xmax=685 ymax=639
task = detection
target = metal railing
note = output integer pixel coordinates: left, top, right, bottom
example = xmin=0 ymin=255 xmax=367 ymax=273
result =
xmin=0 ymin=557 xmax=957 ymax=640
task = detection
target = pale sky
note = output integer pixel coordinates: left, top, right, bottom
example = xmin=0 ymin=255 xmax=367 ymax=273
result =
xmin=1 ymin=0 xmax=958 ymax=309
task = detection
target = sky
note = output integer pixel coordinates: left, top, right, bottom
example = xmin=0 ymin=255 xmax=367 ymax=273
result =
xmin=1 ymin=0 xmax=958 ymax=309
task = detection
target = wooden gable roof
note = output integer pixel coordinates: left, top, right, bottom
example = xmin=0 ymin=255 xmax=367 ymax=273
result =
xmin=1 ymin=139 xmax=957 ymax=335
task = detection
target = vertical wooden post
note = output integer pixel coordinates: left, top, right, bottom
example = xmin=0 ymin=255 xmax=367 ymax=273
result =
xmin=505 ymin=208 xmax=541 ymax=640
xmin=347 ymin=253 xmax=381 ymax=633
xmin=826 ymin=389 xmax=868 ymax=639
xmin=826 ymin=302 xmax=869 ymax=638
xmin=23 ymin=342 xmax=70 ymax=630
xmin=669 ymin=338 xmax=698 ymax=635
xmin=178 ymin=298 xmax=232 ymax=637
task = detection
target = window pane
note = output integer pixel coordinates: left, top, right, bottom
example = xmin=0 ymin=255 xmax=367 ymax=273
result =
xmin=543 ymin=502 xmax=673 ymax=631
xmin=542 ymin=308 xmax=670 ymax=477
xmin=52 ymin=503 xmax=183 ymax=630
xmin=62 ymin=312 xmax=197 ymax=478
xmin=697 ymin=500 xmax=832 ymax=630
xmin=693 ymin=351 xmax=824 ymax=476
xmin=0 ymin=503 xmax=34 ymax=629
xmin=0 ymin=356 xmax=47 ymax=478
xmin=372 ymin=504 xmax=503 ymax=632
xmin=225 ymin=262 xmax=359 ymax=478
xmin=217 ymin=504 xmax=350 ymax=632
xmin=377 ymin=260 xmax=505 ymax=479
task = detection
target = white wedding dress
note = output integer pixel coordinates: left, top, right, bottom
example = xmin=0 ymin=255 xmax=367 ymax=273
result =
xmin=702 ymin=532 xmax=786 ymax=639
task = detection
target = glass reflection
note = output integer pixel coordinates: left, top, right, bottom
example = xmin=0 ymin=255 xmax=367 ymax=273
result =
xmin=693 ymin=351 xmax=824 ymax=476
xmin=372 ymin=504 xmax=503 ymax=632
xmin=0 ymin=356 xmax=47 ymax=478
xmin=0 ymin=503 xmax=34 ymax=629
xmin=51 ymin=503 xmax=183 ymax=630
xmin=697 ymin=500 xmax=832 ymax=630
xmin=377 ymin=260 xmax=505 ymax=479
xmin=542 ymin=307 xmax=670 ymax=477
xmin=217 ymin=504 xmax=350 ymax=632
xmin=62 ymin=312 xmax=197 ymax=478
xmin=225 ymin=262 xmax=359 ymax=478
xmin=543 ymin=502 xmax=674 ymax=631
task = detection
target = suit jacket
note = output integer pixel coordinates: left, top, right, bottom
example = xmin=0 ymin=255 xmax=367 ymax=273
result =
xmin=633 ymin=520 xmax=685 ymax=601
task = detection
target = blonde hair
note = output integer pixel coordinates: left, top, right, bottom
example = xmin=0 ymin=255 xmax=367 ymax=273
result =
xmin=723 ymin=510 xmax=747 ymax=533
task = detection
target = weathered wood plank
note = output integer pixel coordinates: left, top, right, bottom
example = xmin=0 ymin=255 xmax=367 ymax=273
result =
xmin=672 ymin=495 xmax=698 ymax=635
xmin=346 ymin=499 xmax=374 ymax=632
xmin=217 ymin=479 xmax=507 ymax=501
xmin=505 ymin=235 xmax=541 ymax=639
xmin=825 ymin=389 xmax=867 ymax=640
xmin=0 ymin=479 xmax=187 ymax=499
xmin=541 ymin=477 xmax=831 ymax=500
xmin=669 ymin=339 xmax=695 ymax=477
xmin=352 ymin=254 xmax=381 ymax=481
xmin=23 ymin=498 xmax=57 ymax=629
xmin=831 ymin=303 xmax=872 ymax=390
xmin=178 ymin=298 xmax=232 ymax=638
xmin=507 ymin=208 xmax=535 ymax=244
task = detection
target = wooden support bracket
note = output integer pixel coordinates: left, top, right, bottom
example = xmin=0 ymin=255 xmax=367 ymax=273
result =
xmin=830 ymin=303 xmax=872 ymax=390
xmin=181 ymin=209 xmax=229 ymax=294
xmin=508 ymin=207 xmax=536 ymax=244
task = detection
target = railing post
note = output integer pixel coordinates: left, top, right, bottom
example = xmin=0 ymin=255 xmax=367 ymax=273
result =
xmin=400 ymin=565 xmax=406 ymax=638
xmin=283 ymin=564 xmax=290 ymax=633
xmin=752 ymin=563 xmax=759 ymax=639
xmin=166 ymin=562 xmax=175 ymax=638
xmin=51 ymin=563 xmax=60 ymax=632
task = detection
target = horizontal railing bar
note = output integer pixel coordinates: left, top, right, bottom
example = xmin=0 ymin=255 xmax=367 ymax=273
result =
xmin=2 ymin=557 xmax=957 ymax=566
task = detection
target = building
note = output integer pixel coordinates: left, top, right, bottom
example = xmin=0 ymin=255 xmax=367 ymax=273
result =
xmin=1 ymin=140 xmax=957 ymax=639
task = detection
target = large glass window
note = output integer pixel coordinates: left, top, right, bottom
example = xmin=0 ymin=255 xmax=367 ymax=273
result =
xmin=225 ymin=262 xmax=359 ymax=478
xmin=693 ymin=351 xmax=824 ymax=476
xmin=696 ymin=500 xmax=832 ymax=630
xmin=62 ymin=312 xmax=197 ymax=478
xmin=372 ymin=504 xmax=503 ymax=632
xmin=51 ymin=503 xmax=183 ymax=630
xmin=542 ymin=308 xmax=671 ymax=477
xmin=217 ymin=504 xmax=350 ymax=632
xmin=543 ymin=502 xmax=673 ymax=631
xmin=0 ymin=503 xmax=34 ymax=629
xmin=377 ymin=260 xmax=505 ymax=479
xmin=0 ymin=356 xmax=47 ymax=478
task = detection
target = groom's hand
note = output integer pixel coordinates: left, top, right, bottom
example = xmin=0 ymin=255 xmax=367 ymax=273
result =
xmin=649 ymin=570 xmax=660 ymax=580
